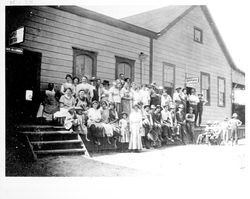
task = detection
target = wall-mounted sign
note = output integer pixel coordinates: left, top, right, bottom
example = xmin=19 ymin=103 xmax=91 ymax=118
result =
xmin=6 ymin=47 xmax=23 ymax=54
xmin=9 ymin=26 xmax=25 ymax=46
xmin=186 ymin=77 xmax=199 ymax=87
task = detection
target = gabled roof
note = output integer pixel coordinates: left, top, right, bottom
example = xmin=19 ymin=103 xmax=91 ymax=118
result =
xmin=122 ymin=5 xmax=244 ymax=75
xmin=122 ymin=5 xmax=193 ymax=33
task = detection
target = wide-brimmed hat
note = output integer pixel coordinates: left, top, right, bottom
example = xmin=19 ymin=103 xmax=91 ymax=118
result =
xmin=90 ymin=77 xmax=100 ymax=82
xmin=150 ymin=105 xmax=156 ymax=109
xmin=232 ymin=113 xmax=238 ymax=118
xmin=178 ymin=104 xmax=184 ymax=108
xmin=175 ymin=87 xmax=182 ymax=90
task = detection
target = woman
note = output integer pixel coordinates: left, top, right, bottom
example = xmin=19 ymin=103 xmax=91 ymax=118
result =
xmin=129 ymin=104 xmax=143 ymax=152
xmin=100 ymin=100 xmax=113 ymax=144
xmin=120 ymin=82 xmax=133 ymax=115
xmin=109 ymin=102 xmax=121 ymax=148
xmin=131 ymin=82 xmax=142 ymax=106
xmin=87 ymin=100 xmax=105 ymax=145
xmin=76 ymin=76 xmax=94 ymax=101
xmin=139 ymin=84 xmax=151 ymax=106
xmin=100 ymin=80 xmax=110 ymax=102
xmin=54 ymin=87 xmax=75 ymax=121
xmin=60 ymin=74 xmax=74 ymax=95
xmin=36 ymin=83 xmax=59 ymax=122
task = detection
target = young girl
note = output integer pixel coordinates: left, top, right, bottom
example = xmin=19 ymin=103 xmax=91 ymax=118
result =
xmin=119 ymin=112 xmax=130 ymax=151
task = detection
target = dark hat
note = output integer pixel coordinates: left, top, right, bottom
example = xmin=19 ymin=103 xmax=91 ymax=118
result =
xmin=175 ymin=87 xmax=182 ymax=90
xmin=102 ymin=80 xmax=110 ymax=85
xmin=65 ymin=74 xmax=73 ymax=79
xmin=144 ymin=104 xmax=150 ymax=109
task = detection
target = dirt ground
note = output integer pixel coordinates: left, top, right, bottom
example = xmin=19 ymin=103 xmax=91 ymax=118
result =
xmin=5 ymin=131 xmax=247 ymax=177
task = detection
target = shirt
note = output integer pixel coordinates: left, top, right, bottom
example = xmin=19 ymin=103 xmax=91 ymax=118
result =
xmin=59 ymin=95 xmax=75 ymax=109
xmin=173 ymin=92 xmax=181 ymax=102
xmin=161 ymin=95 xmax=172 ymax=107
xmin=76 ymin=83 xmax=94 ymax=98
xmin=161 ymin=110 xmax=171 ymax=122
xmin=188 ymin=94 xmax=200 ymax=105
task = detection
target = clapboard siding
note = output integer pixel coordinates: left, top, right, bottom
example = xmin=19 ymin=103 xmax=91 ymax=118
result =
xmin=153 ymin=6 xmax=232 ymax=123
xmin=16 ymin=6 xmax=150 ymax=90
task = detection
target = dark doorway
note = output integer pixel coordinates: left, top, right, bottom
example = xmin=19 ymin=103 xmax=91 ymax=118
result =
xmin=6 ymin=49 xmax=41 ymax=125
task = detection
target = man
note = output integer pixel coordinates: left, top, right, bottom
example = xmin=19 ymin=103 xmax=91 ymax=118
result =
xmin=161 ymin=104 xmax=174 ymax=142
xmin=76 ymin=76 xmax=94 ymax=101
xmin=176 ymin=104 xmax=186 ymax=144
xmin=187 ymin=88 xmax=199 ymax=127
xmin=90 ymin=77 xmax=101 ymax=102
xmin=196 ymin=93 xmax=207 ymax=126
xmin=173 ymin=87 xmax=182 ymax=111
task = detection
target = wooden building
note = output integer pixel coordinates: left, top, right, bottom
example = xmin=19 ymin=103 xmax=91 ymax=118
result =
xmin=6 ymin=5 xmax=245 ymax=124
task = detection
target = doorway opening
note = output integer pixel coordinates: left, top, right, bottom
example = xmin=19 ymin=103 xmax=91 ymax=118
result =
xmin=6 ymin=49 xmax=42 ymax=126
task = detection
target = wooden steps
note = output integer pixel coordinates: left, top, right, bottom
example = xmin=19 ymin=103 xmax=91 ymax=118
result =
xmin=17 ymin=124 xmax=89 ymax=160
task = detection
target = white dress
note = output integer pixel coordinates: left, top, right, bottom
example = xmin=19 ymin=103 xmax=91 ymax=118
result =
xmin=129 ymin=110 xmax=143 ymax=150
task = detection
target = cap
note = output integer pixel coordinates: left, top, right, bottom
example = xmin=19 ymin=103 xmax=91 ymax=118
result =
xmin=232 ymin=113 xmax=238 ymax=118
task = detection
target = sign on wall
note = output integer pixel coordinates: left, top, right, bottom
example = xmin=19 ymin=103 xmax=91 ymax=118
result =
xmin=9 ymin=26 xmax=25 ymax=46
xmin=186 ymin=77 xmax=199 ymax=87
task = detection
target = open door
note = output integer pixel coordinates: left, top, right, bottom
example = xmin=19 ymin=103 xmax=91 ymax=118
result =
xmin=6 ymin=49 xmax=41 ymax=125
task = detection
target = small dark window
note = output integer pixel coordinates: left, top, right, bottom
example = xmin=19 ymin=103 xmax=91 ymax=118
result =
xmin=218 ymin=77 xmax=226 ymax=107
xmin=194 ymin=27 xmax=203 ymax=43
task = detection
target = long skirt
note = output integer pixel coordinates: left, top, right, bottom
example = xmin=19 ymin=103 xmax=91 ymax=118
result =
xmin=128 ymin=123 xmax=142 ymax=150
xmin=119 ymin=128 xmax=130 ymax=143
xmin=102 ymin=123 xmax=114 ymax=137
xmin=88 ymin=122 xmax=105 ymax=138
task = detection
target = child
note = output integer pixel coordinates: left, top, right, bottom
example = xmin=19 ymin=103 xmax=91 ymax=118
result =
xmin=185 ymin=107 xmax=195 ymax=144
xmin=220 ymin=117 xmax=230 ymax=145
xmin=119 ymin=112 xmax=130 ymax=151
xmin=228 ymin=113 xmax=242 ymax=145
xmin=64 ymin=107 xmax=81 ymax=132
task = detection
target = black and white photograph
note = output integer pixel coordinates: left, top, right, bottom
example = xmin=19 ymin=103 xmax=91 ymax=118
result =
xmin=1 ymin=0 xmax=248 ymax=198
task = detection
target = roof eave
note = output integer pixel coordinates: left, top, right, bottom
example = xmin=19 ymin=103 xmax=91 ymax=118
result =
xmin=200 ymin=5 xmax=245 ymax=75
xmin=50 ymin=5 xmax=158 ymax=39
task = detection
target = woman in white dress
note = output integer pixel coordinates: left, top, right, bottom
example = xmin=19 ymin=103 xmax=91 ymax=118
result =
xmin=129 ymin=103 xmax=143 ymax=152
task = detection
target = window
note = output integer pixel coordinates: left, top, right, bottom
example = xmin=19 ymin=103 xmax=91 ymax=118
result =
xmin=163 ymin=62 xmax=175 ymax=96
xmin=73 ymin=48 xmax=97 ymax=80
xmin=194 ymin=27 xmax=203 ymax=43
xmin=218 ymin=77 xmax=226 ymax=107
xmin=115 ymin=56 xmax=135 ymax=81
xmin=200 ymin=72 xmax=210 ymax=105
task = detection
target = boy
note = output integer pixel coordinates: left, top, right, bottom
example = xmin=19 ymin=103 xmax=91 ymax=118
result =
xmin=185 ymin=107 xmax=195 ymax=143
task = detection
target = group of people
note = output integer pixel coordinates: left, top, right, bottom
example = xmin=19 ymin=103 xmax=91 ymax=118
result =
xmin=197 ymin=113 xmax=242 ymax=145
xmin=36 ymin=73 xmax=240 ymax=152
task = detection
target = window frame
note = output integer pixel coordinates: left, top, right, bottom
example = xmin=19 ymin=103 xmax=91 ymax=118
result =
xmin=162 ymin=62 xmax=175 ymax=96
xmin=194 ymin=26 xmax=203 ymax=44
xmin=200 ymin=72 xmax=210 ymax=106
xmin=115 ymin=56 xmax=135 ymax=81
xmin=72 ymin=47 xmax=97 ymax=79
xmin=217 ymin=76 xmax=226 ymax=107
